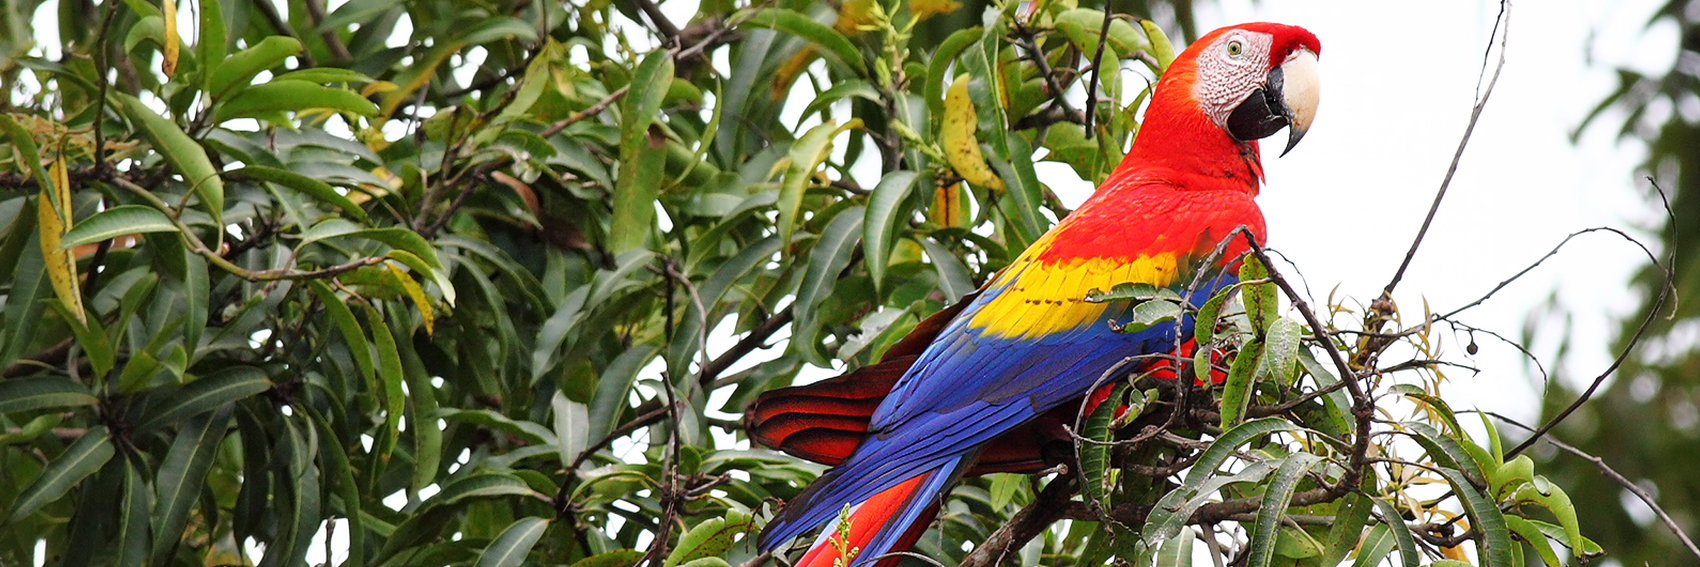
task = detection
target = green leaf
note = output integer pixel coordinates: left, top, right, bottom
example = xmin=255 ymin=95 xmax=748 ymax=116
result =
xmin=1247 ymin=453 xmax=1322 ymax=567
xmin=46 ymin=299 xmax=113 ymax=378
xmin=441 ymin=408 xmax=555 ymax=445
xmin=8 ymin=426 xmax=113 ymax=523
xmin=1509 ymin=478 xmax=1582 ymax=558
xmin=341 ymin=227 xmax=442 ymax=269
xmin=1404 ymin=422 xmax=1487 ymax=487
xmin=393 ymin=316 xmax=442 ymax=495
xmin=1115 ymin=299 xmax=1181 ymax=334
xmin=589 ymin=345 xmax=659 ymax=444
xmin=571 ymin=549 xmax=645 ymax=567
xmin=117 ymin=457 xmax=153 ymax=567
xmin=777 ymin=119 xmax=858 ymax=251
xmin=738 ymin=9 xmax=867 ymax=75
xmin=1186 ymin=418 xmax=1296 ymax=486
xmin=387 ymin=250 xmax=455 ymax=306
xmin=1505 ymin=515 xmax=1563 ymax=567
xmin=236 ymin=165 xmax=369 ymax=222
xmin=553 ymin=390 xmax=590 ymax=468
xmin=989 ymin=473 xmax=1023 ymax=511
xmin=151 ymin=404 xmax=233 ymax=565
xmin=609 ymin=51 xmax=674 ymax=254
xmin=1219 ymin=337 xmax=1263 ymax=427
xmin=207 ymin=35 xmax=303 ymax=98
xmin=182 ymin=247 xmax=209 ymax=360
xmin=1370 ymin=499 xmax=1418 ymax=567
xmin=422 ymin=473 xmax=537 ymax=513
xmin=114 ymin=93 xmax=226 ymax=233
xmin=1349 ymin=523 xmax=1397 ymax=567
xmin=1238 ymin=255 xmax=1277 ymax=334
xmin=1194 ymin=289 xmax=1230 ymax=344
xmin=668 ymin=236 xmax=781 ymax=374
xmin=1320 ymin=492 xmax=1371 ymax=567
xmin=1079 ymin=382 xmax=1126 ymax=511
xmin=1259 ymin=318 xmax=1302 ymax=382
xmin=273 ymin=67 xmax=373 ymax=85
xmin=925 ymin=27 xmax=984 ymax=116
xmin=0 ymin=230 xmax=49 ymax=373
xmin=917 ymin=236 xmax=973 ymax=303
xmin=135 ymin=365 xmax=270 ymax=432
xmin=0 ymin=377 xmax=97 ymax=414
xmin=1437 ymin=468 xmax=1514 ymax=567
xmin=988 ymin=135 xmax=1045 ymax=244
xmin=365 ymin=305 xmax=405 ymax=476
xmin=307 ymin=280 xmax=377 ymax=391
xmin=863 ymin=170 xmax=919 ymax=292
xmin=1153 ymin=528 xmax=1192 ymax=567
xmin=215 ymin=79 xmax=379 ymax=122
xmin=1524 ymin=518 xmax=1603 ymax=559
xmin=664 ymin=510 xmax=756 ymax=567
xmin=800 ymin=80 xmax=883 ymax=119
xmin=196 ymin=0 xmax=226 ymax=84
xmin=793 ymin=206 xmax=865 ymax=366
xmin=1140 ymin=20 xmax=1176 ymax=71
xmin=0 ymin=413 xmax=62 ymax=445
xmin=1052 ymin=10 xmax=1151 ymax=63
xmin=475 ymin=517 xmax=549 ymax=567
xmin=1085 ymin=282 xmax=1182 ymax=303
xmin=0 ymin=102 xmax=54 ymax=185
xmin=1143 ymin=459 xmax=1280 ymax=546
xmin=57 ymin=205 xmax=178 ymax=249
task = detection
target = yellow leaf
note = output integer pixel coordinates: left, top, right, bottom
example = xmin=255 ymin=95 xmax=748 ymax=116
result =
xmin=387 ymin=261 xmax=434 ymax=335
xmin=909 ymin=0 xmax=961 ymax=21
xmin=834 ymin=0 xmax=877 ymax=34
xmin=770 ymin=49 xmax=819 ymax=101
xmin=38 ymin=157 xmax=84 ymax=324
xmin=162 ymin=0 xmax=179 ymax=77
xmin=941 ymin=75 xmax=1005 ymax=191
xmin=927 ymin=182 xmax=970 ymax=228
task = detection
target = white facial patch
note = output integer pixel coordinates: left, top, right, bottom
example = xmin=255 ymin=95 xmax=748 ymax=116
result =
xmin=1192 ymin=31 xmax=1276 ymax=129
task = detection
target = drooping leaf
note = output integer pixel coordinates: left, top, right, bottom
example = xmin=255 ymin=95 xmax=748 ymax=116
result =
xmin=150 ymin=405 xmax=234 ymax=565
xmin=475 ymin=517 xmax=550 ymax=567
xmin=8 ymin=426 xmax=113 ymax=523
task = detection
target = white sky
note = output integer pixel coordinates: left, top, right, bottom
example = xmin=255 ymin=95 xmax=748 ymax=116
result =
xmin=1172 ymin=0 xmax=1674 ymax=425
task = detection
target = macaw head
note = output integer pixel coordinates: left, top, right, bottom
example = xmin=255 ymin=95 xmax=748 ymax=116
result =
xmin=1117 ymin=22 xmax=1320 ymax=192
xmin=1183 ymin=23 xmax=1322 ymax=156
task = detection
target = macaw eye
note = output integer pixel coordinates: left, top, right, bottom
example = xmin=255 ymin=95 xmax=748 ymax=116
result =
xmin=1226 ymin=40 xmax=1244 ymax=57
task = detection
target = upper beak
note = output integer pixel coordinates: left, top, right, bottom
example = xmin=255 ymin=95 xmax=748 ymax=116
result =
xmin=1226 ymin=49 xmax=1320 ymax=157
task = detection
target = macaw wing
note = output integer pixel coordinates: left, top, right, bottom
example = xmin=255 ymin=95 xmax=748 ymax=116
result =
xmin=762 ymin=231 xmax=1236 ymax=547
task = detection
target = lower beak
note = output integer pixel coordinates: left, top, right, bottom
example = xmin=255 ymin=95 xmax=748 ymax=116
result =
xmin=1226 ymin=49 xmax=1321 ymax=157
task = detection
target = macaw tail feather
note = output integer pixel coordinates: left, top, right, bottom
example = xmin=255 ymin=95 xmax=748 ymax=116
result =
xmin=773 ymin=459 xmax=960 ymax=567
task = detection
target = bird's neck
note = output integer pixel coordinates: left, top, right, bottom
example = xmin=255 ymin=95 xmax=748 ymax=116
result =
xmin=1109 ymin=75 xmax=1265 ymax=196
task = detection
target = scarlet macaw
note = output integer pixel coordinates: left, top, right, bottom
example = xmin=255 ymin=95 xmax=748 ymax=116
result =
xmin=749 ymin=22 xmax=1322 ymax=567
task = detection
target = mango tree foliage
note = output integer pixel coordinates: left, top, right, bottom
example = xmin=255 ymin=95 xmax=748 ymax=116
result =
xmin=0 ymin=0 xmax=1602 ymax=566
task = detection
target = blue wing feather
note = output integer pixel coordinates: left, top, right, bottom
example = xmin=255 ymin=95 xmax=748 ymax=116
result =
xmin=760 ymin=265 xmax=1236 ymax=548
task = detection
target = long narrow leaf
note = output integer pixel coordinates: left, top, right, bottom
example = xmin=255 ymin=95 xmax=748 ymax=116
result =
xmin=8 ymin=426 xmax=113 ymax=522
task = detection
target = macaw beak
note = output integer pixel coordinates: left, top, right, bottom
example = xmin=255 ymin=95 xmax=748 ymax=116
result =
xmin=1226 ymin=49 xmax=1320 ymax=157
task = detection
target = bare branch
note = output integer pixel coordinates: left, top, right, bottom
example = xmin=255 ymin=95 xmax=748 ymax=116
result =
xmin=1383 ymin=1 xmax=1510 ymax=298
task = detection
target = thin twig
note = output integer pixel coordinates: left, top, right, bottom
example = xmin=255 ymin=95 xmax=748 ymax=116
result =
xmin=1081 ymin=8 xmax=1114 ymax=139
xmin=1012 ymin=22 xmax=1084 ymax=126
xmin=303 ymin=0 xmax=353 ymax=62
xmin=629 ymin=0 xmax=682 ymax=44
xmin=1382 ymin=1 xmax=1510 ymax=298
xmin=543 ymin=86 xmax=629 ymax=137
xmin=1506 ymin=182 xmax=1677 ymax=458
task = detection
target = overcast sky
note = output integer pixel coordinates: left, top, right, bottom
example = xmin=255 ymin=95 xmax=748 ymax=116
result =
xmin=1163 ymin=0 xmax=1673 ymax=425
